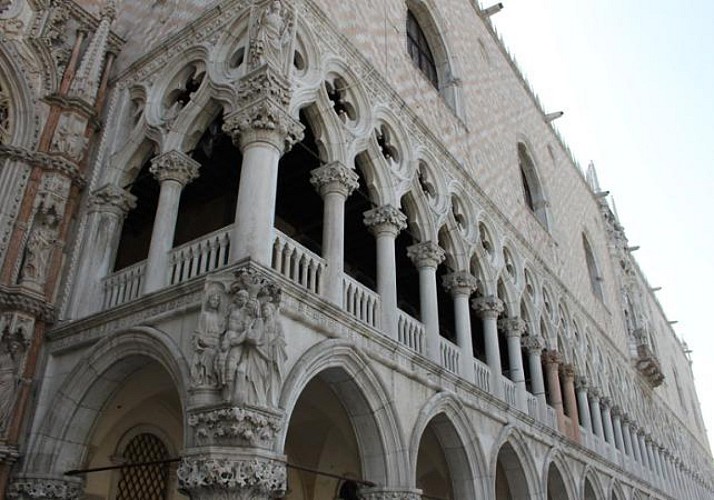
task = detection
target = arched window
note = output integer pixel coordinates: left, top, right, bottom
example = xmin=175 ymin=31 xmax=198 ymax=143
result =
xmin=114 ymin=432 xmax=170 ymax=500
xmin=407 ymin=10 xmax=438 ymax=88
xmin=582 ymin=234 xmax=604 ymax=300
xmin=0 ymin=81 xmax=11 ymax=145
xmin=517 ymin=143 xmax=550 ymax=228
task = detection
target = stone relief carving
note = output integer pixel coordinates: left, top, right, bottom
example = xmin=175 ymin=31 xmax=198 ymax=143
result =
xmin=188 ymin=406 xmax=282 ymax=448
xmin=0 ymin=318 xmax=29 ymax=432
xmin=248 ymin=0 xmax=296 ymax=73
xmin=19 ymin=208 xmax=60 ymax=291
xmin=7 ymin=477 xmax=83 ymax=500
xmin=178 ymin=456 xmax=286 ymax=500
xmin=50 ymin=114 xmax=88 ymax=161
xmin=191 ymin=268 xmax=287 ymax=408
xmin=0 ymin=82 xmax=10 ymax=145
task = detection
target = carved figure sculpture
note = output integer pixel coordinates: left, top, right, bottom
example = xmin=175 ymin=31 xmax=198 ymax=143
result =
xmin=20 ymin=209 xmax=59 ymax=289
xmin=0 ymin=325 xmax=27 ymax=431
xmin=250 ymin=0 xmax=293 ymax=71
xmin=190 ymin=284 xmax=226 ymax=386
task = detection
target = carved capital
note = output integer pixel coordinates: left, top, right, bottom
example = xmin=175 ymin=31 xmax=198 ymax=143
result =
xmin=188 ymin=405 xmax=283 ymax=449
xmin=88 ymin=184 xmax=136 ymax=217
xmin=223 ymin=67 xmax=304 ymax=153
xmin=560 ymin=363 xmax=576 ymax=380
xmin=407 ymin=242 xmax=444 ymax=269
xmin=360 ymin=488 xmax=423 ymax=500
xmin=600 ymin=397 xmax=612 ymax=409
xmin=587 ymin=387 xmax=601 ymax=401
xmin=309 ymin=162 xmax=359 ymax=198
xmin=471 ymin=296 xmax=504 ymax=319
xmin=498 ymin=317 xmax=527 ymax=338
xmin=178 ymin=454 xmax=286 ymax=500
xmin=441 ymin=271 xmax=478 ymax=297
xmin=363 ymin=205 xmax=407 ymax=237
xmin=611 ymin=405 xmax=622 ymax=418
xmin=520 ymin=334 xmax=543 ymax=354
xmin=575 ymin=376 xmax=588 ymax=391
xmin=7 ymin=476 xmax=84 ymax=499
xmin=542 ymin=349 xmax=563 ymax=366
xmin=150 ymin=150 xmax=200 ymax=186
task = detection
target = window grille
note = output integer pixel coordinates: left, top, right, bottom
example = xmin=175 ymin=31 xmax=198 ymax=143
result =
xmin=407 ymin=10 xmax=438 ymax=88
xmin=0 ymin=82 xmax=10 ymax=145
xmin=115 ymin=433 xmax=170 ymax=500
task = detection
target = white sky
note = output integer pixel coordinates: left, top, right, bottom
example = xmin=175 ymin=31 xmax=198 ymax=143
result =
xmin=488 ymin=0 xmax=714 ymax=451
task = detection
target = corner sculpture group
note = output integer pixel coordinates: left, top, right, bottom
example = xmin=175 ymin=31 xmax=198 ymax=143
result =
xmin=190 ymin=268 xmax=287 ymax=408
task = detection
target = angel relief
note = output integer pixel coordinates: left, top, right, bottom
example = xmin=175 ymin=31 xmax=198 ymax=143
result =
xmin=190 ymin=269 xmax=287 ymax=408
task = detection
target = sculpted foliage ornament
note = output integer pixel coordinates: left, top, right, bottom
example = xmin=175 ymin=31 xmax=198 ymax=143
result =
xmin=177 ymin=456 xmax=286 ymax=500
xmin=407 ymin=242 xmax=445 ymax=269
xmin=363 ymin=205 xmax=407 ymax=236
xmin=7 ymin=477 xmax=83 ymax=499
xmin=188 ymin=406 xmax=282 ymax=448
xmin=191 ymin=267 xmax=287 ymax=408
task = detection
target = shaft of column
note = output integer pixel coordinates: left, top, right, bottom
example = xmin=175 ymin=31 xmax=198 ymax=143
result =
xmin=442 ymin=272 xmax=478 ymax=382
xmin=523 ymin=336 xmax=546 ymax=418
xmin=561 ymin=365 xmax=581 ymax=442
xmin=646 ymin=439 xmax=656 ymax=472
xmin=638 ymin=433 xmax=649 ymax=470
xmin=407 ymin=242 xmax=444 ymax=364
xmin=589 ymin=391 xmax=604 ymax=439
xmin=622 ymin=419 xmax=633 ymax=457
xmin=310 ymin=163 xmax=359 ymax=305
xmin=364 ymin=206 xmax=406 ymax=340
xmin=612 ymin=409 xmax=625 ymax=453
xmin=544 ymin=350 xmax=566 ymax=434
xmin=144 ymin=151 xmax=199 ymax=294
xmin=631 ymin=428 xmax=642 ymax=463
xmin=575 ymin=378 xmax=593 ymax=434
xmin=601 ymin=399 xmax=615 ymax=446
xmin=499 ymin=319 xmax=527 ymax=411
xmin=472 ymin=296 xmax=504 ymax=398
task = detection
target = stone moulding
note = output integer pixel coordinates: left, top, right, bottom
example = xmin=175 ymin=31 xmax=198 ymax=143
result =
xmin=188 ymin=405 xmax=283 ymax=449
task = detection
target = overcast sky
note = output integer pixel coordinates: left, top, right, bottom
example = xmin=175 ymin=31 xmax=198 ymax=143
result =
xmin=488 ymin=0 xmax=714 ymax=451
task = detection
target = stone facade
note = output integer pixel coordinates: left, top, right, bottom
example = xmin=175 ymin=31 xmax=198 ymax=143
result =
xmin=0 ymin=0 xmax=711 ymax=499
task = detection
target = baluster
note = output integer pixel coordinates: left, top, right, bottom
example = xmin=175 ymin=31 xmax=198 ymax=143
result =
xmin=272 ymin=237 xmax=283 ymax=272
xmin=300 ymin=255 xmax=309 ymax=287
xmin=308 ymin=261 xmax=317 ymax=293
xmin=283 ymin=245 xmax=293 ymax=278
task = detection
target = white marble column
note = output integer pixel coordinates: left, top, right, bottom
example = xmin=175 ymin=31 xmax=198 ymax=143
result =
xmin=544 ymin=350 xmax=566 ymax=434
xmin=310 ymin=162 xmax=359 ymax=304
xmin=523 ymin=335 xmax=546 ymax=418
xmin=472 ymin=296 xmax=505 ymax=398
xmin=143 ymin=150 xmax=200 ymax=293
xmin=561 ymin=364 xmax=581 ymax=442
xmin=601 ymin=398 xmax=615 ymax=447
xmin=498 ymin=318 xmax=528 ymax=411
xmin=407 ymin=241 xmax=445 ymax=364
xmin=68 ymin=184 xmax=136 ymax=317
xmin=631 ymin=427 xmax=643 ymax=463
xmin=638 ymin=432 xmax=650 ymax=470
xmin=612 ymin=406 xmax=625 ymax=453
xmin=645 ymin=438 xmax=656 ymax=472
xmin=588 ymin=389 xmax=604 ymax=440
xmin=364 ymin=205 xmax=407 ymax=339
xmin=621 ymin=417 xmax=633 ymax=457
xmin=222 ymin=67 xmax=304 ymax=266
xmin=442 ymin=271 xmax=478 ymax=381
xmin=575 ymin=377 xmax=593 ymax=435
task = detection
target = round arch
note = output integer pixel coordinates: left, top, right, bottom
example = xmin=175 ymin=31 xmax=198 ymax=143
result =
xmin=279 ymin=340 xmax=408 ymax=487
xmin=408 ymin=392 xmax=487 ymax=499
xmin=22 ymin=327 xmax=189 ymax=475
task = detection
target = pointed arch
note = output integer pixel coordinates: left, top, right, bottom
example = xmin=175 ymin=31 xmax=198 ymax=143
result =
xmin=581 ymin=466 xmax=604 ymax=500
xmin=490 ymin=426 xmax=539 ymax=500
xmin=517 ymin=141 xmax=550 ymax=229
xmin=279 ymin=339 xmax=409 ymax=486
xmin=543 ymin=449 xmax=577 ymax=500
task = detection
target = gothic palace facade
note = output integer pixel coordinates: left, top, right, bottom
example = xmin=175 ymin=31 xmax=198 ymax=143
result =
xmin=0 ymin=0 xmax=712 ymax=499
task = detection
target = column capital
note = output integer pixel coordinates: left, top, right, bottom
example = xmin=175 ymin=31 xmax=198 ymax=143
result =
xmin=223 ymin=66 xmax=304 ymax=153
xmin=7 ymin=476 xmax=84 ymax=499
xmin=441 ymin=271 xmax=478 ymax=297
xmin=498 ymin=317 xmax=527 ymax=338
xmin=407 ymin=241 xmax=445 ymax=269
xmin=309 ymin=162 xmax=359 ymax=198
xmin=471 ymin=295 xmax=504 ymax=319
xmin=150 ymin=150 xmax=200 ymax=186
xmin=364 ymin=205 xmax=407 ymax=237
xmin=521 ymin=334 xmax=544 ymax=353
xmin=560 ymin=363 xmax=576 ymax=380
xmin=611 ymin=405 xmax=623 ymax=417
xmin=542 ymin=349 xmax=563 ymax=366
xmin=360 ymin=488 xmax=422 ymax=500
xmin=587 ymin=387 xmax=601 ymax=400
xmin=178 ymin=451 xmax=286 ymax=500
xmin=575 ymin=376 xmax=588 ymax=390
xmin=187 ymin=405 xmax=284 ymax=450
xmin=88 ymin=183 xmax=136 ymax=217
xmin=600 ymin=397 xmax=612 ymax=409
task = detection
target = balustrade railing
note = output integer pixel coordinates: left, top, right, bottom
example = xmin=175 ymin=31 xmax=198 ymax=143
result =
xmin=102 ymin=261 xmax=146 ymax=309
xmin=440 ymin=338 xmax=460 ymax=374
xmin=343 ymin=275 xmax=380 ymax=327
xmin=527 ymin=393 xmax=538 ymax=419
xmin=272 ymin=230 xmax=325 ymax=294
xmin=473 ymin=358 xmax=491 ymax=393
xmin=546 ymin=405 xmax=557 ymax=430
xmin=503 ymin=377 xmax=517 ymax=407
xmin=168 ymin=226 xmax=231 ymax=285
xmin=397 ymin=310 xmax=425 ymax=354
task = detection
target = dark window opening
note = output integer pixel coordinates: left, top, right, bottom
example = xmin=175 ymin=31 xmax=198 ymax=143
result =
xmin=395 ymin=206 xmax=420 ymax=320
xmin=275 ymin=110 xmax=323 ymax=255
xmin=174 ymin=114 xmax=242 ymax=247
xmin=470 ymin=297 xmax=486 ymax=362
xmin=436 ymin=230 xmax=455 ymax=342
xmin=338 ymin=480 xmax=360 ymax=500
xmin=407 ymin=10 xmax=438 ymax=88
xmin=344 ymin=159 xmax=377 ymax=290
xmin=521 ymin=164 xmax=535 ymax=212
